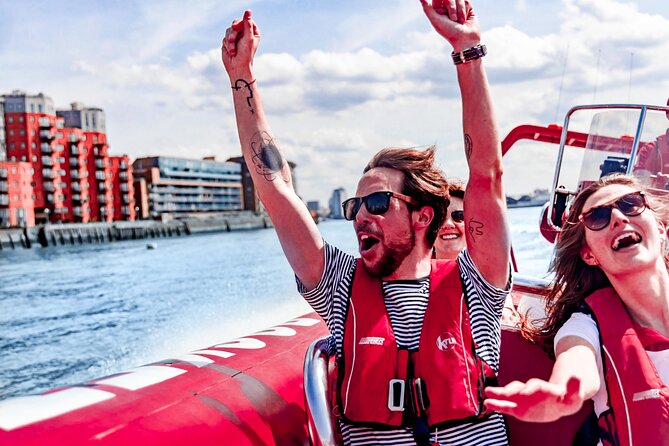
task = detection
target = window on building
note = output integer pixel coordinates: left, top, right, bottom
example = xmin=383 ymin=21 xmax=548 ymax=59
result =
xmin=31 ymin=142 xmax=36 ymax=149
xmin=7 ymin=116 xmax=13 ymax=123
xmin=13 ymin=194 xmax=18 ymax=201
xmin=30 ymin=116 xmax=35 ymax=123
xmin=32 ymin=194 xmax=36 ymax=200
xmin=30 ymin=104 xmax=35 ymax=113
xmin=12 ymin=167 xmax=17 ymax=174
xmin=20 ymin=130 xmax=25 ymax=136
xmin=38 ymin=104 xmax=43 ymax=113
xmin=8 ymin=130 xmax=13 ymax=136
xmin=19 ymin=116 xmax=24 ymax=123
xmin=20 ymin=143 xmax=25 ymax=148
xmin=31 ymin=155 xmax=37 ymax=162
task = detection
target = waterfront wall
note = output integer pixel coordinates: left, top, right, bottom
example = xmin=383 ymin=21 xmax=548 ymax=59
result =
xmin=0 ymin=211 xmax=273 ymax=251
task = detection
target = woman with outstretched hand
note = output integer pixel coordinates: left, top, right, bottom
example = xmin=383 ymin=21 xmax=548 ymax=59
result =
xmin=484 ymin=174 xmax=669 ymax=445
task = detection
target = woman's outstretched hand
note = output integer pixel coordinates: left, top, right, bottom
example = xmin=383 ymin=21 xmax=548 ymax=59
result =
xmin=484 ymin=376 xmax=585 ymax=422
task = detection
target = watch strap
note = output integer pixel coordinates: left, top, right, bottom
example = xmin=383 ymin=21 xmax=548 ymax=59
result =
xmin=451 ymin=44 xmax=487 ymax=65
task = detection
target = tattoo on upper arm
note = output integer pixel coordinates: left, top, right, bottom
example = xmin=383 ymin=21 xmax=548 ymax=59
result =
xmin=250 ymin=131 xmax=289 ymax=182
xmin=233 ymin=79 xmax=255 ymax=114
xmin=467 ymin=218 xmax=484 ymax=242
xmin=464 ymin=133 xmax=473 ymax=160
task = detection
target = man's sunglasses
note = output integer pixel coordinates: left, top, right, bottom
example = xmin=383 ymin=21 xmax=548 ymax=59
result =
xmin=450 ymin=210 xmax=464 ymax=223
xmin=578 ymin=191 xmax=647 ymax=231
xmin=342 ymin=191 xmax=418 ymax=221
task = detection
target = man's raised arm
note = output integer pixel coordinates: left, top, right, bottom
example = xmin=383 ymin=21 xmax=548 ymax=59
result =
xmin=222 ymin=11 xmax=324 ymax=290
xmin=420 ymin=0 xmax=510 ymax=289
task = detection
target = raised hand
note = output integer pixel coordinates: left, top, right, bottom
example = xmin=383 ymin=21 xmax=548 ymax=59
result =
xmin=419 ymin=0 xmax=480 ymax=51
xmin=484 ymin=376 xmax=584 ymax=422
xmin=221 ymin=10 xmax=260 ymax=76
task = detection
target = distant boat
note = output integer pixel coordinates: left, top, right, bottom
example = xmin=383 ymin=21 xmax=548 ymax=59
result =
xmin=507 ymin=190 xmax=550 ymax=208
xmin=146 ymin=242 xmax=157 ymax=249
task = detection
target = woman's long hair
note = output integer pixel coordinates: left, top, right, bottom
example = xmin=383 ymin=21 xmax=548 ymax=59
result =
xmin=530 ymin=174 xmax=669 ymax=346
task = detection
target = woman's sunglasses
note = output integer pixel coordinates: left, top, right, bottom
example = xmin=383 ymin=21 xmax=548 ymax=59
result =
xmin=578 ymin=191 xmax=647 ymax=231
xmin=342 ymin=191 xmax=418 ymax=221
xmin=450 ymin=210 xmax=464 ymax=223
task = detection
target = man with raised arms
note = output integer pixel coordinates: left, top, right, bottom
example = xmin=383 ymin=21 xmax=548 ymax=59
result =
xmin=222 ymin=1 xmax=511 ymax=444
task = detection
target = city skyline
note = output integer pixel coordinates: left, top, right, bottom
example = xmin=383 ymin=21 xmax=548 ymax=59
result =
xmin=2 ymin=0 xmax=669 ymax=204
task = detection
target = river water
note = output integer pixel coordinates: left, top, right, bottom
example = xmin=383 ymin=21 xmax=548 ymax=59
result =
xmin=0 ymin=207 xmax=553 ymax=400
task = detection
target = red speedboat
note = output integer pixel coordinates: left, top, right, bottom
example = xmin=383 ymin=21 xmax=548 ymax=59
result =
xmin=2 ymin=103 xmax=668 ymax=445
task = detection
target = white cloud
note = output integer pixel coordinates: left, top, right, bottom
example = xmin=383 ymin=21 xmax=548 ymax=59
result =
xmin=3 ymin=0 xmax=669 ymax=204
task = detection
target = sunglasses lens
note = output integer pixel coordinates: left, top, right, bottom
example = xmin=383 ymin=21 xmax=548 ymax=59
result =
xmin=342 ymin=198 xmax=360 ymax=221
xmin=583 ymin=207 xmax=612 ymax=231
xmin=451 ymin=210 xmax=464 ymax=223
xmin=365 ymin=192 xmax=391 ymax=215
xmin=617 ymin=192 xmax=645 ymax=215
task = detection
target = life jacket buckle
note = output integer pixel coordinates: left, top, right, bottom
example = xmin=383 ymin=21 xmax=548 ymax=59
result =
xmin=388 ymin=379 xmax=405 ymax=411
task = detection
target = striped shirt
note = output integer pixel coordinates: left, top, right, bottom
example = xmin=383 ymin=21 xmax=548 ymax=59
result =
xmin=297 ymin=242 xmax=511 ymax=446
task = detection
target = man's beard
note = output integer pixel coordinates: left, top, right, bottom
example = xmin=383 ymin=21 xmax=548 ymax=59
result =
xmin=365 ymin=227 xmax=416 ymax=278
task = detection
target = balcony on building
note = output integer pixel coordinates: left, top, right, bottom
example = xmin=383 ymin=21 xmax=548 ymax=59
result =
xmin=71 ymin=183 xmax=81 ymax=192
xmin=41 ymin=156 xmax=54 ymax=166
xmin=39 ymin=117 xmax=52 ymax=128
xmin=70 ymin=145 xmax=80 ymax=155
xmin=43 ymin=181 xmax=55 ymax=192
xmin=41 ymin=143 xmax=53 ymax=154
xmin=95 ymin=159 xmax=105 ymax=169
xmin=95 ymin=171 xmax=105 ymax=180
xmin=70 ymin=158 xmax=79 ymax=167
xmin=42 ymin=169 xmax=54 ymax=179
xmin=40 ymin=130 xmax=55 ymax=140
xmin=71 ymin=170 xmax=81 ymax=180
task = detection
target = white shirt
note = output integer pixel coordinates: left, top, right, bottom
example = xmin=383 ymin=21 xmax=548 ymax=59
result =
xmin=555 ymin=312 xmax=669 ymax=417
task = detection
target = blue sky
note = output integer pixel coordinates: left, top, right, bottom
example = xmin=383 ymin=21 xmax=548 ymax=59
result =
xmin=2 ymin=0 xmax=669 ymax=203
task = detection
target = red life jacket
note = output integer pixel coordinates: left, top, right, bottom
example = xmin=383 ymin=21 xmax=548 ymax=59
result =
xmin=335 ymin=258 xmax=493 ymax=428
xmin=585 ymin=288 xmax=669 ymax=446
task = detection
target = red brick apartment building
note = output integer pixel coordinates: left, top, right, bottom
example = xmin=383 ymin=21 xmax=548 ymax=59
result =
xmin=0 ymin=91 xmax=135 ymax=226
xmin=0 ymin=161 xmax=35 ymax=227
xmin=109 ymin=155 xmax=136 ymax=221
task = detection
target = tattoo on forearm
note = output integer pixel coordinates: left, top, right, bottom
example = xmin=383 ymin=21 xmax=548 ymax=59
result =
xmin=464 ymin=133 xmax=473 ymax=160
xmin=250 ymin=131 xmax=289 ymax=182
xmin=233 ymin=79 xmax=255 ymax=114
xmin=467 ymin=218 xmax=484 ymax=242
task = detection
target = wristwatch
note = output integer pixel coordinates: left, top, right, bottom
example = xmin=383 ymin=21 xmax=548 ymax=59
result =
xmin=451 ymin=44 xmax=487 ymax=65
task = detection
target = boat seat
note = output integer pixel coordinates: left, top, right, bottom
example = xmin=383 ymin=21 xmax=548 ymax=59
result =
xmin=499 ymin=327 xmax=595 ymax=445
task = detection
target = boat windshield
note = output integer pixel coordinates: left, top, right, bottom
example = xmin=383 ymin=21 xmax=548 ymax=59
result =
xmin=549 ymin=105 xmax=669 ymax=229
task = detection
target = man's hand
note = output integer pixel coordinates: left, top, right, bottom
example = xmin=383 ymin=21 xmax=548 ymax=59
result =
xmin=484 ymin=376 xmax=585 ymax=422
xmin=419 ymin=0 xmax=481 ymax=51
xmin=221 ymin=10 xmax=260 ymax=77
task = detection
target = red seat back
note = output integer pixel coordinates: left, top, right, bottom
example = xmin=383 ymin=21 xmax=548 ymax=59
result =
xmin=499 ymin=327 xmax=594 ymax=445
